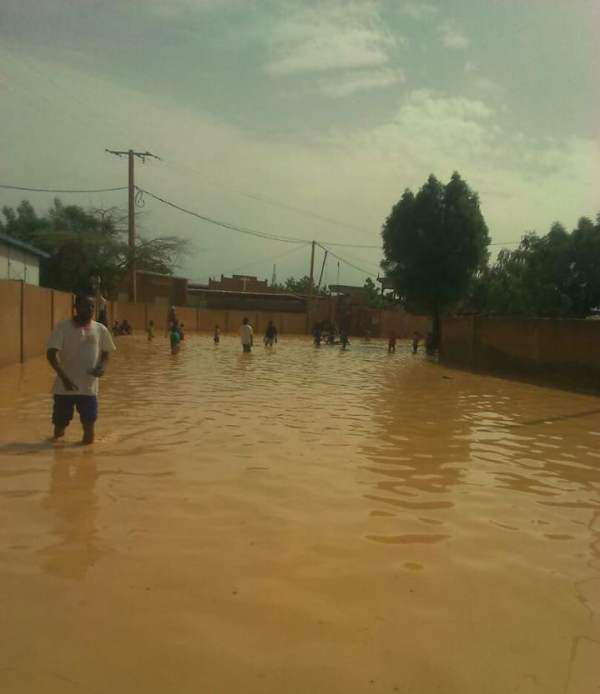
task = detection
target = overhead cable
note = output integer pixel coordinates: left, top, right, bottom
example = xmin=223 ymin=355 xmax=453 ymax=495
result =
xmin=135 ymin=186 xmax=312 ymax=245
xmin=0 ymin=184 xmax=128 ymax=194
xmin=317 ymin=243 xmax=377 ymax=278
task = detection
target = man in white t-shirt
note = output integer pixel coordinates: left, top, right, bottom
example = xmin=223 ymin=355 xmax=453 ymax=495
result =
xmin=47 ymin=294 xmax=116 ymax=444
xmin=240 ymin=317 xmax=253 ymax=353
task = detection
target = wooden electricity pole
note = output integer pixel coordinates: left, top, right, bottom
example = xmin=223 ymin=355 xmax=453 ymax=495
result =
xmin=306 ymin=240 xmax=316 ymax=334
xmin=105 ymin=148 xmax=160 ymax=302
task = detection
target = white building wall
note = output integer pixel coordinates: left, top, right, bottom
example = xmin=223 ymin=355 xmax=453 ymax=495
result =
xmin=0 ymin=244 xmax=8 ymax=279
xmin=0 ymin=241 xmax=41 ymax=285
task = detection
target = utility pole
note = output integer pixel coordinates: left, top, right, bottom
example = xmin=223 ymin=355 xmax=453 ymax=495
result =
xmin=306 ymin=240 xmax=316 ymax=334
xmin=105 ymin=148 xmax=160 ymax=302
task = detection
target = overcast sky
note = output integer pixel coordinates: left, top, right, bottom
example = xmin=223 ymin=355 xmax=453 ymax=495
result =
xmin=1 ymin=0 xmax=599 ymax=286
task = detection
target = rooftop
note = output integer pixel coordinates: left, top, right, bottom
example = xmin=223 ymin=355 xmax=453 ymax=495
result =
xmin=0 ymin=231 xmax=50 ymax=259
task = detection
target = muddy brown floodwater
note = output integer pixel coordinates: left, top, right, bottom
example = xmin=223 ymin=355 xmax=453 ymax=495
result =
xmin=1 ymin=335 xmax=599 ymax=693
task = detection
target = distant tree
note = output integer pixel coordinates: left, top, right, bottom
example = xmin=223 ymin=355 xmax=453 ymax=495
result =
xmin=1 ymin=198 xmax=189 ymax=296
xmin=284 ymin=275 xmax=311 ymax=294
xmin=381 ymin=172 xmax=490 ymax=346
xmin=282 ymin=275 xmax=329 ymax=296
xmin=469 ymin=214 xmax=600 ymax=318
xmin=363 ymin=277 xmax=385 ymax=308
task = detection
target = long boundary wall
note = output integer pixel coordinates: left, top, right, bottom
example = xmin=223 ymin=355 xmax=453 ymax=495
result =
xmin=441 ymin=316 xmax=600 ymax=391
xmin=0 ymin=279 xmax=430 ymax=369
xmin=0 ymin=280 xmax=74 ymax=368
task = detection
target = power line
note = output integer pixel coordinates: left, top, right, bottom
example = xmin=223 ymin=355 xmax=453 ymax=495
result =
xmin=162 ymin=157 xmax=373 ymax=237
xmin=0 ymin=184 xmax=128 ymax=194
xmin=317 ymin=243 xmax=377 ymax=278
xmin=135 ymin=186 xmax=312 ymax=245
xmin=220 ymin=242 xmax=307 ymax=277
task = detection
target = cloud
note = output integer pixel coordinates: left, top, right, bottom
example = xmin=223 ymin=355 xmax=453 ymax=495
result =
xmin=318 ymin=67 xmax=405 ymax=98
xmin=319 ymin=88 xmax=600 ymax=241
xmin=264 ymin=3 xmax=402 ymax=76
xmin=439 ymin=20 xmax=469 ymax=49
xmin=402 ymin=3 xmax=439 ymax=21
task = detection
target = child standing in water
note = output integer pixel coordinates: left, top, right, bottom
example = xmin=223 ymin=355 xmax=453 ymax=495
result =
xmin=170 ymin=324 xmax=181 ymax=354
xmin=213 ymin=325 xmax=220 ymax=344
xmin=412 ymin=331 xmax=421 ymax=354
xmin=147 ymin=320 xmax=155 ymax=341
xmin=340 ymin=332 xmax=350 ymax=350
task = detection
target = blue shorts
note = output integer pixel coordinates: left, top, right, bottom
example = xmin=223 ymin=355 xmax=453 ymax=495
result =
xmin=52 ymin=395 xmax=98 ymax=428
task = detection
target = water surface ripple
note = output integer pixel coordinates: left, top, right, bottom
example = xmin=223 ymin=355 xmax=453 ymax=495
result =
xmin=0 ymin=335 xmax=599 ymax=693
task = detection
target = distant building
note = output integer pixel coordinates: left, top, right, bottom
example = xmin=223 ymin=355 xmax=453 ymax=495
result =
xmin=117 ymin=270 xmax=188 ymax=306
xmin=188 ymin=276 xmax=305 ymax=312
xmin=208 ymin=274 xmax=273 ymax=293
xmin=328 ymin=284 xmax=369 ymax=305
xmin=0 ymin=232 xmax=49 ymax=286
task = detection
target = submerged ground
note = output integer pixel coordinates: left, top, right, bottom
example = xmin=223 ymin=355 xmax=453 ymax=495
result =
xmin=0 ymin=335 xmax=599 ymax=693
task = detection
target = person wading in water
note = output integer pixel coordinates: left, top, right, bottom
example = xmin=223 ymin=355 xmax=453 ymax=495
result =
xmin=46 ymin=294 xmax=116 ymax=445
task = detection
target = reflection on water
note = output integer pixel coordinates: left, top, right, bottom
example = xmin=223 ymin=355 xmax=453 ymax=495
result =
xmin=0 ymin=334 xmax=599 ymax=692
xmin=39 ymin=449 xmax=102 ymax=580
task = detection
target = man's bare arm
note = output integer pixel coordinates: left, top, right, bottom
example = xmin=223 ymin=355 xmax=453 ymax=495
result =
xmin=46 ymin=348 xmax=78 ymax=391
xmin=90 ymin=350 xmax=110 ymax=377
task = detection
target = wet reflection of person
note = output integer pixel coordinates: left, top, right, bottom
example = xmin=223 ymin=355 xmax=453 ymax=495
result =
xmin=41 ymin=452 xmax=101 ymax=580
xmin=241 ymin=317 xmax=254 ymax=353
xmin=47 ymin=294 xmax=116 ymax=445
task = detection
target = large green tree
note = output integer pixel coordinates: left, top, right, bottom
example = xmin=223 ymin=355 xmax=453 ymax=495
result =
xmin=381 ymin=172 xmax=490 ymax=346
xmin=469 ymin=214 xmax=600 ymax=317
xmin=1 ymin=198 xmax=189 ymax=296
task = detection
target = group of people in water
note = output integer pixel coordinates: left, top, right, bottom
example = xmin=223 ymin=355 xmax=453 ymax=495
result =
xmin=45 ymin=294 xmax=432 ymax=445
xmin=111 ymin=319 xmax=132 ymax=336
xmin=111 ymin=306 xmax=430 ymax=358
xmin=388 ymin=330 xmax=431 ymax=354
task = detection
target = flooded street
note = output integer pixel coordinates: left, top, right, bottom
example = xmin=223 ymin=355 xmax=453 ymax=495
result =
xmin=1 ymin=335 xmax=599 ymax=693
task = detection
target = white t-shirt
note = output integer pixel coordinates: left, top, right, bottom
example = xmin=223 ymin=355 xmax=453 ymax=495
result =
xmin=47 ymin=320 xmax=116 ymax=396
xmin=240 ymin=323 xmax=253 ymax=345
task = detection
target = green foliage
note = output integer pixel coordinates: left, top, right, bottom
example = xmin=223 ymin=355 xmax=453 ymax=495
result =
xmin=469 ymin=215 xmax=600 ymax=317
xmin=1 ymin=199 xmax=189 ymax=296
xmin=362 ymin=277 xmax=386 ymax=308
xmin=281 ymin=275 xmax=328 ymax=296
xmin=381 ymin=172 xmax=490 ymax=342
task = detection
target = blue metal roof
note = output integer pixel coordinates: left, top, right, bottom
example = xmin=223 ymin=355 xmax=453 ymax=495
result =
xmin=0 ymin=231 xmax=50 ymax=259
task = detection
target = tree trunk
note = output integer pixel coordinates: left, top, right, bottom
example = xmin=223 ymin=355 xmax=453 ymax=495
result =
xmin=431 ymin=304 xmax=441 ymax=351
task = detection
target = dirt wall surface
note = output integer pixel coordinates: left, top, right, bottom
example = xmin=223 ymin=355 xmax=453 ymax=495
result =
xmin=380 ymin=311 xmax=431 ymax=339
xmin=0 ymin=281 xmax=22 ymax=367
xmin=441 ymin=316 xmax=600 ymax=391
xmin=22 ymin=284 xmax=52 ymax=361
xmin=52 ymin=290 xmax=73 ymax=326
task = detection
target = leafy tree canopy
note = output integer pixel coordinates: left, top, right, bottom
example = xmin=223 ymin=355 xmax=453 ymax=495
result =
xmin=0 ymin=198 xmax=189 ymax=296
xmin=468 ymin=214 xmax=600 ymax=318
xmin=381 ymin=172 xmax=490 ymax=343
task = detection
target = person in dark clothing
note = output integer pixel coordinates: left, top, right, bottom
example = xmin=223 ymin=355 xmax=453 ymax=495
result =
xmin=264 ymin=320 xmax=278 ymax=348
